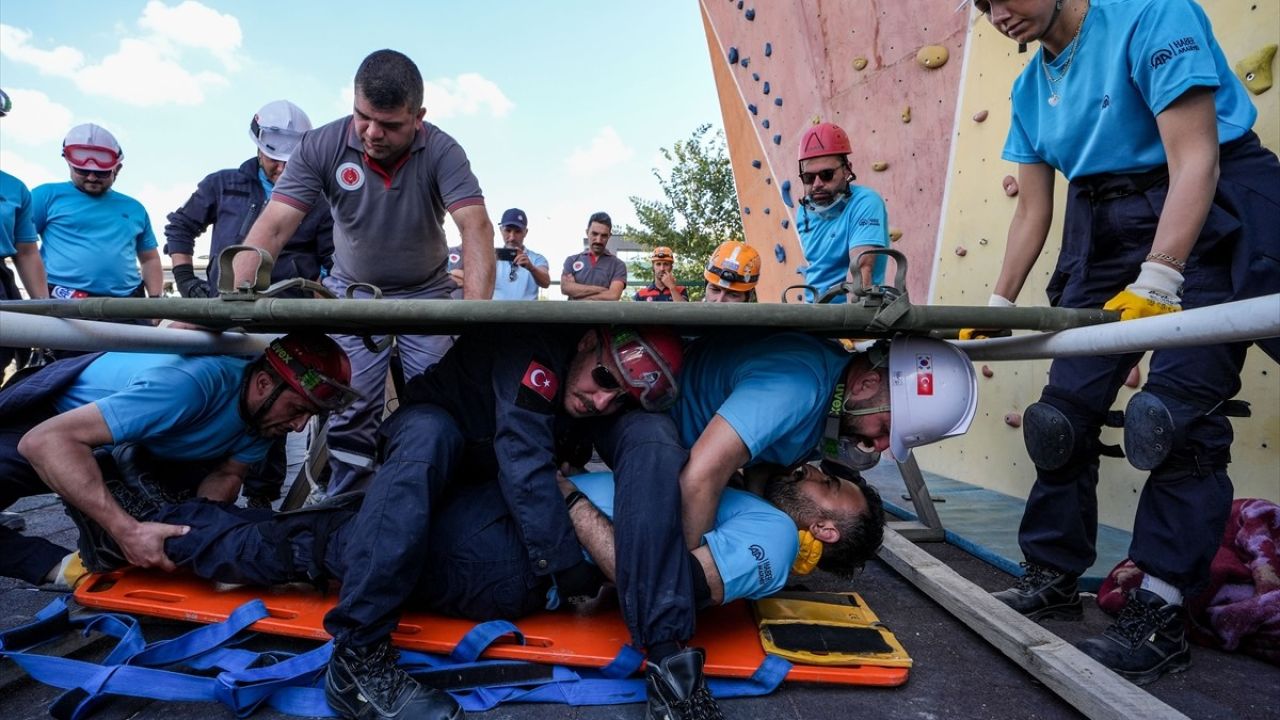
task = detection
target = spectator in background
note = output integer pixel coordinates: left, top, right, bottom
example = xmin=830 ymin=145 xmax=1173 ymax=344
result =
xmin=449 ymin=208 xmax=549 ymax=300
xmin=702 ymin=241 xmax=761 ymax=303
xmin=33 ymin=124 xmax=162 ymax=302
xmin=166 ymin=100 xmax=333 ymax=298
xmin=560 ymin=211 xmax=626 ymax=301
xmin=634 ymin=246 xmax=688 ymax=302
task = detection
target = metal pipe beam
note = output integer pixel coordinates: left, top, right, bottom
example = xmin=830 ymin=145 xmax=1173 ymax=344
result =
xmin=0 ymin=312 xmax=273 ymax=355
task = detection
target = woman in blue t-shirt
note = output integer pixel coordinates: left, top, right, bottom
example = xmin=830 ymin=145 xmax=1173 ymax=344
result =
xmin=971 ymin=0 xmax=1280 ymax=685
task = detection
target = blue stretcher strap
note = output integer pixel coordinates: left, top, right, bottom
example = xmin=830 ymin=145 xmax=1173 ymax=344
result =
xmin=127 ymin=599 xmax=268 ymax=667
xmin=600 ymin=643 xmax=644 ymax=678
xmin=449 ymin=619 xmax=523 ymax=663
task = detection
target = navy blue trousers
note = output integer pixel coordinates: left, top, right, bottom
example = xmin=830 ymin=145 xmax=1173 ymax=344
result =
xmin=1019 ymin=132 xmax=1279 ymax=593
xmin=162 ymin=410 xmax=694 ymax=648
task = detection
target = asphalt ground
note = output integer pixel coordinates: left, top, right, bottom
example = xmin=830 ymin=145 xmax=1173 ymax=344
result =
xmin=1 ymin=493 xmax=1274 ymax=720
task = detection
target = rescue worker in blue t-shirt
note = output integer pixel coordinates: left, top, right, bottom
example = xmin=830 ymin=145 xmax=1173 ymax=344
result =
xmin=969 ymin=0 xmax=1280 ymax=685
xmin=0 ymin=88 xmax=49 ymax=378
xmin=795 ymin=122 xmax=890 ymax=303
xmin=673 ymin=333 xmax=978 ymax=568
xmin=32 ymin=124 xmax=163 ymax=301
xmin=165 ymin=100 xmax=334 ymax=299
xmin=0 ymin=333 xmax=354 ymax=589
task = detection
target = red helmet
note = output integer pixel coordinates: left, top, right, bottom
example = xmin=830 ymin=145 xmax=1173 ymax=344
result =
xmin=603 ymin=326 xmax=684 ymax=411
xmin=263 ymin=332 xmax=358 ymax=411
xmin=797 ymin=122 xmax=852 ymax=162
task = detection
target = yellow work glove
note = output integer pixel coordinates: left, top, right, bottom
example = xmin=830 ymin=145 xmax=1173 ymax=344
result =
xmin=1103 ymin=262 xmax=1183 ymax=320
xmin=791 ymin=530 xmax=824 ymax=576
xmin=958 ymin=294 xmax=1015 ymax=340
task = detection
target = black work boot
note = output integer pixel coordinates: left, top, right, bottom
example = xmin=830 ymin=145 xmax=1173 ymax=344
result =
xmin=646 ymin=647 xmax=724 ymax=720
xmin=992 ymin=561 xmax=1083 ymax=620
xmin=1076 ymin=588 xmax=1191 ymax=685
xmin=325 ymin=639 xmax=463 ymax=720
xmin=62 ymin=471 xmax=163 ymax=572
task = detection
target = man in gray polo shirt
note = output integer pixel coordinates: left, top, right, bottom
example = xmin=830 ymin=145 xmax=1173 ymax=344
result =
xmin=234 ymin=49 xmax=495 ymax=499
xmin=559 ymin=211 xmax=627 ymax=301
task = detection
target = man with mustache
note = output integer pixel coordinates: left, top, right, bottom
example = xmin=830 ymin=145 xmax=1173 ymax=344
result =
xmin=0 ymin=333 xmax=353 ymax=587
xmin=794 ymin=122 xmax=891 ymax=302
xmin=560 ymin=211 xmax=628 ymax=301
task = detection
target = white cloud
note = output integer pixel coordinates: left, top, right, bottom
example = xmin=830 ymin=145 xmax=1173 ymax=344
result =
xmin=138 ymin=0 xmax=243 ymax=70
xmin=423 ymin=74 xmax=513 ymax=119
xmin=0 ymin=2 xmax=242 ymax=107
xmin=133 ymin=180 xmax=206 ymax=256
xmin=564 ymin=126 xmax=634 ymax=178
xmin=0 ymin=89 xmax=75 ymax=145
xmin=0 ymin=149 xmax=61 ymax=188
xmin=0 ymin=25 xmax=85 ymax=75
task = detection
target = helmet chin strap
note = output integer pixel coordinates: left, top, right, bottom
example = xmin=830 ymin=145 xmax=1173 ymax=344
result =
xmin=238 ymin=367 xmax=289 ymax=436
xmin=1019 ymin=0 xmax=1065 ymax=52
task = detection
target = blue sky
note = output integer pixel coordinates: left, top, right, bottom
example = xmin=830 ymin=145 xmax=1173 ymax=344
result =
xmin=0 ymin=0 xmax=723 ymax=273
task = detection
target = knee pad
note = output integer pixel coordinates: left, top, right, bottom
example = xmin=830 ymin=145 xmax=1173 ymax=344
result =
xmin=1023 ymin=402 xmax=1076 ymax=471
xmin=1123 ymin=391 xmax=1178 ymax=471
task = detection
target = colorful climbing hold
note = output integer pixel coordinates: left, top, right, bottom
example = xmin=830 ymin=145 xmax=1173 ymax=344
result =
xmin=748 ymin=104 xmax=758 ymax=115
xmin=745 ymin=8 xmax=755 ymax=21
xmin=751 ymin=159 xmax=762 ymax=169
xmin=781 ymin=219 xmax=790 ymax=229
xmin=780 ymin=179 xmax=794 ymax=208
xmin=740 ymin=57 xmax=750 ymax=68
xmin=954 ymin=246 xmax=968 ymax=257
xmin=852 ymin=57 xmax=868 ymax=71
xmin=728 ymin=47 xmax=739 ymax=64
xmin=762 ymin=119 xmax=770 ymax=129
xmin=743 ymin=206 xmax=751 ymax=215
xmin=972 ymin=109 xmax=989 ymax=123
xmin=1123 ymin=366 xmax=1141 ymax=389
xmin=762 ymin=81 xmax=771 ymax=95
xmin=888 ymin=228 xmax=903 ymax=242
xmin=772 ymin=134 xmax=781 ymax=145
xmin=795 ymin=264 xmax=808 ymax=274
xmin=901 ymin=106 xmax=911 ymax=123
xmin=1235 ymin=43 xmax=1276 ymax=95
xmin=774 ymin=97 xmax=783 ymax=107
xmin=916 ymin=45 xmax=949 ymax=69
xmin=763 ymin=207 xmax=771 ymax=215
xmin=871 ymin=161 xmax=889 ymax=172
xmin=981 ymin=365 xmax=994 ymax=379
xmin=752 ymin=72 xmax=760 ymax=81
xmin=1002 ymin=175 xmax=1019 ymax=197
xmin=1004 ymin=412 xmax=1022 ymax=428
xmin=764 ymin=42 xmax=772 ymax=57
xmin=774 ymin=243 xmax=786 ymax=262
xmin=765 ymin=177 xmax=772 ymax=185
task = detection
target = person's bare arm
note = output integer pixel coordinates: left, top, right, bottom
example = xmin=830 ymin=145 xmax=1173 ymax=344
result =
xmin=847 ymin=244 xmax=878 ymax=288
xmin=1149 ymin=87 xmax=1219 ymax=267
xmin=169 ymin=252 xmax=195 ymax=267
xmin=232 ymin=201 xmax=306 ymax=287
xmin=991 ymin=162 xmax=1056 ymax=303
xmin=560 ymin=273 xmax=606 ymax=299
xmin=521 ymin=255 xmax=551 ymax=289
xmin=680 ymin=415 xmax=751 ymax=549
xmin=17 ymin=405 xmax=189 ymax=571
xmin=138 ymin=248 xmax=164 ymax=297
xmin=454 ymin=204 xmax=495 ymax=299
xmin=196 ymin=458 xmax=250 ymax=502
xmin=579 ymin=279 xmax=625 ymax=302
xmin=13 ymin=243 xmax=48 ymax=298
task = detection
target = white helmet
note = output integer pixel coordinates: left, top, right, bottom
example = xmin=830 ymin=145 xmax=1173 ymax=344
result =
xmin=887 ymin=336 xmax=978 ymax=460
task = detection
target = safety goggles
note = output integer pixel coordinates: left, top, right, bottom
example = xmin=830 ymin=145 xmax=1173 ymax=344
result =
xmin=272 ymin=348 xmax=361 ymax=412
xmin=63 ymin=144 xmax=121 ymax=171
xmin=799 ymin=167 xmax=843 ymax=185
xmin=597 ymin=329 xmax=679 ymax=411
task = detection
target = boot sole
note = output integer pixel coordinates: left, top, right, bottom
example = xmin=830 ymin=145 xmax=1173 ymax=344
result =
xmin=1116 ymin=649 xmax=1191 ymax=687
xmin=1025 ymin=600 xmax=1084 ymax=622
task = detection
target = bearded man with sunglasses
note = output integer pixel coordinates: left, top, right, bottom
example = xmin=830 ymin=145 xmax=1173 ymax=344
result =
xmin=795 ymin=122 xmax=890 ymax=302
xmin=31 ymin=124 xmax=162 ymax=303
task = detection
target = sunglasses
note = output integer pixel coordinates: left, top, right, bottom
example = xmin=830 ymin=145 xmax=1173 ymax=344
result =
xmin=799 ymin=167 xmax=844 ymax=185
xmin=71 ymin=167 xmax=113 ymax=179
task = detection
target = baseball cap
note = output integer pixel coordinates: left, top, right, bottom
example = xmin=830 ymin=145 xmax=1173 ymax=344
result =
xmin=250 ymin=100 xmax=312 ymax=161
xmin=500 ymin=208 xmax=528 ymax=230
xmin=62 ymin=123 xmax=123 ymax=169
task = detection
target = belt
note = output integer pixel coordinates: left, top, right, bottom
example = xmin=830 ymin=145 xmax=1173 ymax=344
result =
xmin=1073 ymin=166 xmax=1169 ymax=203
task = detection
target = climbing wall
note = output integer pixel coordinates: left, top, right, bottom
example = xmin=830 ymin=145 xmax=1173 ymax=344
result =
xmin=700 ymin=1 xmax=968 ymax=303
xmin=704 ymin=0 xmax=1280 ymax=525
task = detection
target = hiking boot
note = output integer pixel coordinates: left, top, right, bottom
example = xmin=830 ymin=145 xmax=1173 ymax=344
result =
xmin=325 ymin=639 xmax=463 ymax=720
xmin=62 ymin=468 xmax=164 ymax=572
xmin=646 ymin=647 xmax=724 ymax=720
xmin=1076 ymin=588 xmax=1191 ymax=685
xmin=993 ymin=562 xmax=1083 ymax=620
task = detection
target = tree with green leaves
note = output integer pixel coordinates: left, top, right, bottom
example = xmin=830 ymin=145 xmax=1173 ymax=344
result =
xmin=624 ymin=124 xmax=744 ymax=299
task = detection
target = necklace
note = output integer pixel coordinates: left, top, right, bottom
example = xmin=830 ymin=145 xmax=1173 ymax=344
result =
xmin=1042 ymin=0 xmax=1090 ymax=107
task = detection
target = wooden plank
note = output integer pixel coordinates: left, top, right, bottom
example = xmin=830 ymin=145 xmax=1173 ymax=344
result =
xmin=877 ymin=529 xmax=1190 ymax=720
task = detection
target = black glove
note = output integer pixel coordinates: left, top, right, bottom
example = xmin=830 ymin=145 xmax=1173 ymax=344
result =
xmin=553 ymin=559 xmax=604 ymax=601
xmin=172 ymin=263 xmax=211 ymax=298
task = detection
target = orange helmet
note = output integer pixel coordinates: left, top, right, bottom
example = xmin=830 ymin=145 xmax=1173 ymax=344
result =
xmin=704 ymin=241 xmax=761 ymax=293
xmin=264 ymin=332 xmax=358 ymax=411
xmin=797 ymin=122 xmax=852 ymax=163
xmin=650 ymin=246 xmax=675 ymax=263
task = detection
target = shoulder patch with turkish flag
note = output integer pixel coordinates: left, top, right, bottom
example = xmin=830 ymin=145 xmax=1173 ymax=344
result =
xmin=517 ymin=359 xmax=560 ymax=412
